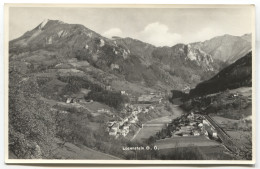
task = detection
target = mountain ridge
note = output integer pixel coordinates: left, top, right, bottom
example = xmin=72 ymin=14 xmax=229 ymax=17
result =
xmin=9 ymin=19 xmax=252 ymax=92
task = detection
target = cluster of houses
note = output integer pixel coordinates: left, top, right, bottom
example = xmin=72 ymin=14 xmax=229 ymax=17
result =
xmin=173 ymin=112 xmax=218 ymax=139
xmin=106 ymin=103 xmax=157 ymax=138
xmin=107 ymin=114 xmax=138 ymax=137
xmin=137 ymin=93 xmax=163 ymax=104
xmin=66 ymin=94 xmax=85 ymax=103
xmin=124 ymin=103 xmax=155 ymax=115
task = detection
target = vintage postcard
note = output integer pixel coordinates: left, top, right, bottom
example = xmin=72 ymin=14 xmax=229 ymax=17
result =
xmin=5 ymin=4 xmax=255 ymax=164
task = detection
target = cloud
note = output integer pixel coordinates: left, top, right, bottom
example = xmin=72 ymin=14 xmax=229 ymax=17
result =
xmin=102 ymin=28 xmax=123 ymax=38
xmin=194 ymin=27 xmax=224 ymax=42
xmin=137 ymin=22 xmax=182 ymax=46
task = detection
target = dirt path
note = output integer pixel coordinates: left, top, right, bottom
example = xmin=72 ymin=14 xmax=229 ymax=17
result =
xmin=130 ymin=128 xmax=141 ymax=141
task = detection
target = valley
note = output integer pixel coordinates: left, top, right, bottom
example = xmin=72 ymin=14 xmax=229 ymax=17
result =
xmin=8 ymin=19 xmax=252 ymax=160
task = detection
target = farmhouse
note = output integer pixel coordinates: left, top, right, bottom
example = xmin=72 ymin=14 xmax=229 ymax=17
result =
xmin=111 ymin=123 xmax=119 ymax=132
xmin=97 ymin=108 xmax=110 ymax=113
xmin=129 ymin=115 xmax=138 ymax=123
xmin=66 ymin=98 xmax=73 ymax=103
xmin=66 ymin=93 xmax=85 ymax=103
xmin=121 ymin=129 xmax=128 ymax=137
xmin=109 ymin=129 xmax=117 ymax=136
xmin=107 ymin=121 xmax=114 ymax=127
xmin=121 ymin=90 xmax=128 ymax=95
xmin=193 ymin=130 xmax=201 ymax=136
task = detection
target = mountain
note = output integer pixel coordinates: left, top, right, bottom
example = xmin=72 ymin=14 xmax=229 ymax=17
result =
xmin=241 ymin=33 xmax=252 ymax=42
xmin=113 ymin=37 xmax=156 ymax=66
xmin=189 ymin=52 xmax=252 ymax=96
xmin=10 ymin=19 xmax=229 ymax=92
xmin=191 ymin=34 xmax=251 ymax=64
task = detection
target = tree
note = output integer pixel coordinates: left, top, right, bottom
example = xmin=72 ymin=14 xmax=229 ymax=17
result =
xmin=9 ymin=71 xmax=56 ymax=159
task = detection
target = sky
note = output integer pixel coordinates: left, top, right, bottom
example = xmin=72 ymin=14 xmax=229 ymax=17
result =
xmin=9 ymin=6 xmax=253 ymax=46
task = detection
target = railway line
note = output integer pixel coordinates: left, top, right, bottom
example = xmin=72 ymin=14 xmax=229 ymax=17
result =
xmin=204 ymin=115 xmax=242 ymax=154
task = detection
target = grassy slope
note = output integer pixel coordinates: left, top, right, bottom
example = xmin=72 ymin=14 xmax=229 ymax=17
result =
xmin=52 ymin=139 xmax=120 ymax=160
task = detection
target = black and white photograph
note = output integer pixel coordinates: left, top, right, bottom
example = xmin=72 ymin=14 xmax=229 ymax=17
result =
xmin=5 ymin=4 xmax=255 ymax=164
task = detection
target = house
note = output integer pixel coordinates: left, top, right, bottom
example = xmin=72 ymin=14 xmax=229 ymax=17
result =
xmin=212 ymin=131 xmax=218 ymax=139
xmin=123 ymin=117 xmax=129 ymax=123
xmin=119 ymin=120 xmax=124 ymax=126
xmin=193 ymin=130 xmax=200 ymax=136
xmin=109 ymin=129 xmax=117 ymax=136
xmin=60 ymin=110 xmax=68 ymax=114
xmin=183 ymin=133 xmax=190 ymax=137
xmin=107 ymin=121 xmax=114 ymax=127
xmin=121 ymin=91 xmax=126 ymax=95
xmin=187 ymin=112 xmax=194 ymax=120
xmin=68 ymin=93 xmax=85 ymax=103
xmin=133 ymin=115 xmax=138 ymax=121
xmin=180 ymin=126 xmax=192 ymax=133
xmin=123 ymin=125 xmax=130 ymax=131
xmin=129 ymin=116 xmax=138 ymax=123
xmin=66 ymin=98 xmax=73 ymax=103
xmin=98 ymin=108 xmax=110 ymax=113
xmin=86 ymin=99 xmax=93 ymax=103
xmin=203 ymin=119 xmax=209 ymax=126
xmin=143 ymin=109 xmax=149 ymax=113
xmin=198 ymin=123 xmax=203 ymax=128
xmin=132 ymin=110 xmax=139 ymax=115
xmin=204 ymin=130 xmax=209 ymax=137
xmin=121 ymin=129 xmax=129 ymax=137
xmin=189 ymin=122 xmax=196 ymax=126
xmin=111 ymin=123 xmax=119 ymax=132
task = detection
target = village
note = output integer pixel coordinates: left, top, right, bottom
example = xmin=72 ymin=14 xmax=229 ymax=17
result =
xmin=64 ymin=89 xmax=164 ymax=139
xmin=63 ymin=88 xmax=220 ymax=141
xmin=106 ymin=92 xmax=164 ymax=138
xmin=169 ymin=112 xmax=219 ymax=140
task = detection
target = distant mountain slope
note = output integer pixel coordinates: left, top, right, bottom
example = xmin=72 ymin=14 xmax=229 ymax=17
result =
xmin=114 ymin=38 xmax=221 ymax=89
xmin=241 ymin=33 xmax=252 ymax=42
xmin=189 ymin=52 xmax=252 ymax=96
xmin=113 ymin=37 xmax=156 ymax=66
xmin=9 ymin=19 xmax=252 ymax=92
xmin=9 ymin=19 xmax=218 ymax=91
xmin=191 ymin=34 xmax=251 ymax=64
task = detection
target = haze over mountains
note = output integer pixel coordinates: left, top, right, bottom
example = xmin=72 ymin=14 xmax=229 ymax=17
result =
xmin=9 ymin=19 xmax=252 ymax=93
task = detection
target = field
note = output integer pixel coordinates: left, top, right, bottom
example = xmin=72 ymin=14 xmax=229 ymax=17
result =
xmin=147 ymin=116 xmax=172 ymax=124
xmin=229 ymin=87 xmax=252 ymax=97
xmin=226 ymin=131 xmax=251 ymax=147
xmin=52 ymin=139 xmax=120 ymax=159
xmin=133 ymin=115 xmax=174 ymax=142
xmin=155 ymin=136 xmax=221 ymax=149
xmin=211 ymin=115 xmax=240 ymax=128
xmin=133 ymin=126 xmax=163 ymax=142
xmin=158 ymin=145 xmax=234 ymax=160
xmin=211 ymin=115 xmax=251 ymax=131
xmin=212 ymin=115 xmax=240 ymax=124
xmin=133 ymin=105 xmax=185 ymax=142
